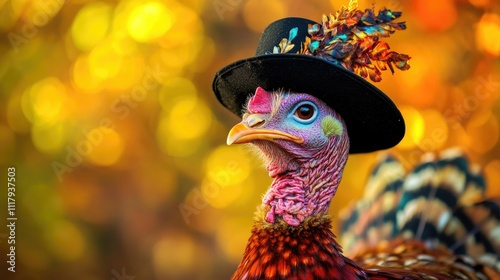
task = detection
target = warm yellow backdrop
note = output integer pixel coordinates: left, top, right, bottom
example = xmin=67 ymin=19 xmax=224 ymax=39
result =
xmin=0 ymin=0 xmax=499 ymax=279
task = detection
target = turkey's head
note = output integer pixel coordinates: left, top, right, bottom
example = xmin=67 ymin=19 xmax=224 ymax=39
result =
xmin=227 ymin=87 xmax=350 ymax=226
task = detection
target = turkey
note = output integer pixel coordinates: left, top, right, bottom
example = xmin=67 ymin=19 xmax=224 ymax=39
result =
xmin=211 ymin=1 xmax=500 ymax=279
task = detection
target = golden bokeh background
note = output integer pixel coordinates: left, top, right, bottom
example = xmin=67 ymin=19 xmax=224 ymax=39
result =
xmin=0 ymin=0 xmax=499 ymax=279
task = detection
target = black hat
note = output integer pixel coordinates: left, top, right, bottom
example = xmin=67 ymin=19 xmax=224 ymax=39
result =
xmin=212 ymin=15 xmax=408 ymax=154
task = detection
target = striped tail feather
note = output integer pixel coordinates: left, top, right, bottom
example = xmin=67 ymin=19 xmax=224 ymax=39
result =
xmin=444 ymin=198 xmax=500 ymax=268
xmin=339 ymin=149 xmax=500 ymax=271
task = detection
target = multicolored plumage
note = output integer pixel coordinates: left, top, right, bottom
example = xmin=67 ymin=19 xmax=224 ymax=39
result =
xmin=271 ymin=0 xmax=411 ymax=82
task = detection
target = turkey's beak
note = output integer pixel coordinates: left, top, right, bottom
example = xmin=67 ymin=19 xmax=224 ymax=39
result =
xmin=227 ymin=115 xmax=304 ymax=145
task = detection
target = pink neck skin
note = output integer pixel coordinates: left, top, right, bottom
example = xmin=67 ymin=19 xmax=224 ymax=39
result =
xmin=261 ymin=132 xmax=350 ymax=226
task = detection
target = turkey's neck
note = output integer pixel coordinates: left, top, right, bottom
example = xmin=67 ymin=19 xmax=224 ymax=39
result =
xmin=260 ymin=133 xmax=349 ymax=226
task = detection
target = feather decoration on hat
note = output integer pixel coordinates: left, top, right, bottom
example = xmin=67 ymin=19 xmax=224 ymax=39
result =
xmin=273 ymin=0 xmax=411 ymax=82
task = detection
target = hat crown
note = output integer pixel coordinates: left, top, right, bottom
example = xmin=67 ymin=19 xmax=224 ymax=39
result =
xmin=255 ymin=18 xmax=316 ymax=56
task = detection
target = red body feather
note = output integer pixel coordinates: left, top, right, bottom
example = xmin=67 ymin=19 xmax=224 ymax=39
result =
xmin=232 ymin=213 xmax=366 ymax=280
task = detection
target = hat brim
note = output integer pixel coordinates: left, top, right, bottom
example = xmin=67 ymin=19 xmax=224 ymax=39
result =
xmin=212 ymin=54 xmax=405 ymax=154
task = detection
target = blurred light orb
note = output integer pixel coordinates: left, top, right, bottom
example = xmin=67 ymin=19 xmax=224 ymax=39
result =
xmin=201 ymin=145 xmax=252 ymax=208
xmin=86 ymin=127 xmax=124 ymax=166
xmin=216 ymin=217 xmax=252 ymax=261
xmin=188 ymin=36 xmax=216 ymax=73
xmin=476 ymin=13 xmax=500 ymax=56
xmin=32 ymin=122 xmax=66 ymax=155
xmin=71 ymin=2 xmax=113 ymax=51
xmin=49 ymin=221 xmax=86 ymax=261
xmin=11 ymin=0 xmax=64 ymax=28
xmin=417 ymin=109 xmax=449 ymax=152
xmin=243 ymin=0 xmax=287 ymax=33
xmin=157 ymin=3 xmax=201 ymax=47
xmin=2 ymin=1 xmax=22 ymax=31
xmin=159 ymin=46 xmax=195 ymax=70
xmin=157 ymin=118 xmax=201 ymax=157
xmin=201 ymin=178 xmax=244 ymax=209
xmin=72 ymin=55 xmax=104 ymax=93
xmin=156 ymin=89 xmax=211 ymax=157
xmin=159 ymin=77 xmax=197 ymax=110
xmin=167 ymin=96 xmax=212 ymax=140
xmin=152 ymin=233 xmax=197 ymax=278
xmin=108 ymin=32 xmax=138 ymax=57
xmin=107 ymin=54 xmax=145 ymax=91
xmin=412 ymin=0 xmax=457 ymax=31
xmin=398 ymin=106 xmax=425 ymax=149
xmin=9 ymin=0 xmax=29 ymax=17
xmin=467 ymin=114 xmax=499 ymax=153
xmin=398 ymin=44 xmax=436 ymax=91
xmin=468 ymin=0 xmax=492 ymax=8
xmin=341 ymin=153 xmax=377 ymax=201
xmin=21 ymin=77 xmax=66 ymax=128
xmin=88 ymin=43 xmax=123 ymax=80
xmin=127 ymin=2 xmax=173 ymax=42
xmin=204 ymin=145 xmax=251 ymax=187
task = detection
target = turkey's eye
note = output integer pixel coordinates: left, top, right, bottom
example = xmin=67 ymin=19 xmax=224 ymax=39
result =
xmin=291 ymin=102 xmax=318 ymax=124
xmin=295 ymin=104 xmax=315 ymax=120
